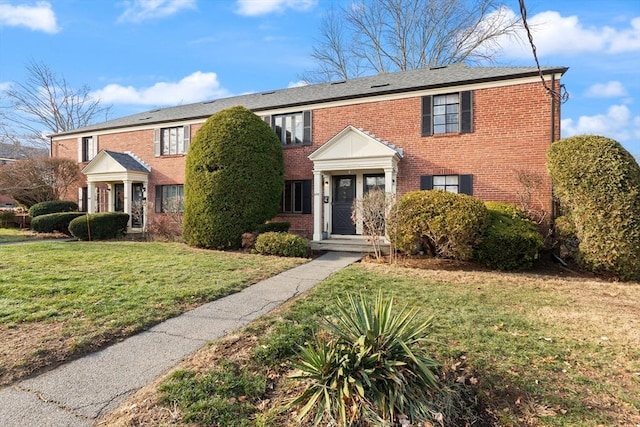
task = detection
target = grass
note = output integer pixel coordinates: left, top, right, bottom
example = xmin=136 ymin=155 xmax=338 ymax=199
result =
xmin=0 ymin=227 xmax=47 ymax=243
xmin=117 ymin=261 xmax=640 ymax=427
xmin=0 ymin=241 xmax=306 ymax=385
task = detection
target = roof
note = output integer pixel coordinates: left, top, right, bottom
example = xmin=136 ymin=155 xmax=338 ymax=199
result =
xmin=55 ymin=64 xmax=568 ymax=137
xmin=103 ymin=150 xmax=150 ymax=172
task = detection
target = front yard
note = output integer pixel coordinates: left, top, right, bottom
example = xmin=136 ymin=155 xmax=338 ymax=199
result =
xmin=0 ymin=241 xmax=305 ymax=385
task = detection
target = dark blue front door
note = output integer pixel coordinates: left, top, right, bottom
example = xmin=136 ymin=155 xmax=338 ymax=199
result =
xmin=332 ymin=175 xmax=356 ymax=235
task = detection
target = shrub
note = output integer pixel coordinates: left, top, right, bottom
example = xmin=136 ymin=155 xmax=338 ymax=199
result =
xmin=0 ymin=210 xmax=14 ymax=228
xmin=254 ymin=221 xmax=290 ymax=234
xmin=183 ymin=106 xmax=284 ymax=249
xmin=31 ymin=212 xmax=85 ymax=235
xmin=475 ymin=202 xmax=544 ymax=270
xmin=547 ymin=135 xmax=640 ymax=280
xmin=68 ymin=212 xmax=129 ymax=240
xmin=254 ymin=232 xmax=308 ymax=258
xmin=291 ymin=293 xmax=439 ymax=425
xmin=29 ymin=200 xmax=78 ymax=218
xmin=388 ymin=190 xmax=489 ymax=260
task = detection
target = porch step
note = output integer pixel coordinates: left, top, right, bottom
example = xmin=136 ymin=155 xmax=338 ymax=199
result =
xmin=310 ymin=238 xmax=389 ymax=254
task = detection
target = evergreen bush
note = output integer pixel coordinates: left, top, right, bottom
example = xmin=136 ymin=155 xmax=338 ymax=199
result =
xmin=183 ymin=106 xmax=284 ymax=249
xmin=254 ymin=232 xmax=308 ymax=258
xmin=31 ymin=212 xmax=85 ymax=235
xmin=68 ymin=212 xmax=129 ymax=240
xmin=29 ymin=200 xmax=78 ymax=218
xmin=475 ymin=202 xmax=544 ymax=270
xmin=0 ymin=211 xmax=14 ymax=228
xmin=253 ymin=221 xmax=290 ymax=234
xmin=388 ymin=190 xmax=489 ymax=260
xmin=547 ymin=135 xmax=640 ymax=280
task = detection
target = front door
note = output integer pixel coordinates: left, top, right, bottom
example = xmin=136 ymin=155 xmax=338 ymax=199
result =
xmin=332 ymin=175 xmax=356 ymax=235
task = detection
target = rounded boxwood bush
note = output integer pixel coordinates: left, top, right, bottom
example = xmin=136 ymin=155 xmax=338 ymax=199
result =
xmin=29 ymin=200 xmax=79 ymax=218
xmin=388 ymin=190 xmax=490 ymax=260
xmin=547 ymin=135 xmax=640 ymax=280
xmin=475 ymin=202 xmax=544 ymax=270
xmin=183 ymin=106 xmax=284 ymax=249
xmin=254 ymin=232 xmax=309 ymax=258
xmin=31 ymin=212 xmax=85 ymax=235
xmin=68 ymin=212 xmax=130 ymax=240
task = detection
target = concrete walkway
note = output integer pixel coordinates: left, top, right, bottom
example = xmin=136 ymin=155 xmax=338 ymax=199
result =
xmin=0 ymin=251 xmax=362 ymax=427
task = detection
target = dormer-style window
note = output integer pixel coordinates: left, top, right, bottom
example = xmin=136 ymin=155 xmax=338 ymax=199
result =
xmin=421 ymin=91 xmax=473 ymax=136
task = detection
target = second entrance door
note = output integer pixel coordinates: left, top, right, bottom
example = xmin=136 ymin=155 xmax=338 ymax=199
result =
xmin=332 ymin=175 xmax=356 ymax=235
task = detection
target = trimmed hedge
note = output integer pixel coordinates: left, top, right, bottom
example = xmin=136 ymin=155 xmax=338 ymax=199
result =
xmin=31 ymin=212 xmax=85 ymax=235
xmin=29 ymin=200 xmax=78 ymax=218
xmin=475 ymin=202 xmax=544 ymax=270
xmin=183 ymin=106 xmax=284 ymax=249
xmin=389 ymin=190 xmax=489 ymax=260
xmin=254 ymin=232 xmax=309 ymax=258
xmin=0 ymin=210 xmax=15 ymax=228
xmin=68 ymin=212 xmax=130 ymax=241
xmin=254 ymin=221 xmax=290 ymax=234
xmin=547 ymin=135 xmax=640 ymax=280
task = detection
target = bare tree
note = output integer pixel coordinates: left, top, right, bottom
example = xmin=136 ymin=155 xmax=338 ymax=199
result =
xmin=303 ymin=0 xmax=519 ymax=82
xmin=352 ymin=188 xmax=397 ymax=262
xmin=0 ymin=60 xmax=111 ymax=150
xmin=0 ymin=157 xmax=80 ymax=207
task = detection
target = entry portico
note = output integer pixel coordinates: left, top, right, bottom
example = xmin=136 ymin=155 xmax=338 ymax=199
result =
xmin=308 ymin=126 xmax=403 ymax=241
xmin=81 ymin=150 xmax=151 ymax=232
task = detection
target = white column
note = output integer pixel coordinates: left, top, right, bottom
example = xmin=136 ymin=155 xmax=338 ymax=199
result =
xmin=106 ymin=184 xmax=113 ymax=212
xmin=313 ymin=170 xmax=323 ymax=241
xmin=87 ymin=182 xmax=96 ymax=213
xmin=384 ymin=168 xmax=394 ymax=194
xmin=123 ymin=179 xmax=132 ymax=229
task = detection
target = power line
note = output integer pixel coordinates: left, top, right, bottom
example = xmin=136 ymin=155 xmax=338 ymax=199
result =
xmin=518 ymin=0 xmax=569 ymax=103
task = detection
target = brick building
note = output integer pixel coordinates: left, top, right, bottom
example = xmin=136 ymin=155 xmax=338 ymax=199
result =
xmin=50 ymin=64 xmax=567 ymax=242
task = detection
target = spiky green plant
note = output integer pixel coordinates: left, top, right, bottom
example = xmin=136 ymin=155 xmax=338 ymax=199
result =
xmin=291 ymin=292 xmax=439 ymax=426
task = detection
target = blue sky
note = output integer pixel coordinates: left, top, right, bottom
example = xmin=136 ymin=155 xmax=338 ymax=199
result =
xmin=1 ymin=0 xmax=639 ymax=157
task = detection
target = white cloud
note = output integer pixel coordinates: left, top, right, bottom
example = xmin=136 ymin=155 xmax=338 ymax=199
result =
xmin=584 ymin=81 xmax=628 ymax=98
xmin=0 ymin=82 xmax=11 ymax=91
xmin=117 ymin=0 xmax=196 ymax=23
xmin=91 ymin=71 xmax=229 ymax=105
xmin=0 ymin=1 xmax=59 ymax=33
xmin=287 ymin=80 xmax=308 ymax=88
xmin=235 ymin=0 xmax=317 ymax=16
xmin=562 ymin=104 xmax=640 ymax=143
xmin=495 ymin=9 xmax=640 ymax=59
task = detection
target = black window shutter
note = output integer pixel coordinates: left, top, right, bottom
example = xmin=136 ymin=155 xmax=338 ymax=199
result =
xmin=420 ymin=175 xmax=433 ymax=190
xmin=460 ymin=91 xmax=473 ymax=133
xmin=155 ymin=186 xmax=162 ymax=213
xmin=302 ymin=179 xmax=312 ymax=214
xmin=460 ymin=174 xmax=473 ymax=195
xmin=303 ymin=110 xmax=312 ymax=145
xmin=421 ymin=96 xmax=432 ymax=137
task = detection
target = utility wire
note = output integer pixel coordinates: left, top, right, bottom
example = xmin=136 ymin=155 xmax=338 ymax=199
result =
xmin=518 ymin=0 xmax=569 ymax=103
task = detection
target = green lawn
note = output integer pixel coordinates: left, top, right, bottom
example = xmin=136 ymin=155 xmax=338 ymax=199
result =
xmin=0 ymin=227 xmax=42 ymax=243
xmin=0 ymin=241 xmax=306 ymax=385
xmin=138 ymin=262 xmax=640 ymax=427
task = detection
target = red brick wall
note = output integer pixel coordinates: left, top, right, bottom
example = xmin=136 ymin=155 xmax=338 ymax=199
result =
xmin=52 ymin=80 xmax=559 ymax=236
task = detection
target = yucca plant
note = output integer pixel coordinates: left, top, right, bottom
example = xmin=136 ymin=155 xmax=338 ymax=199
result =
xmin=291 ymin=292 xmax=439 ymax=426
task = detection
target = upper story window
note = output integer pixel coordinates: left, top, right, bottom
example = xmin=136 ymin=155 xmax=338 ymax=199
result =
xmin=78 ymin=135 xmax=97 ymax=162
xmin=264 ymin=111 xmax=312 ymax=146
xmin=154 ymin=125 xmax=190 ymax=156
xmin=421 ymin=91 xmax=473 ymax=136
xmin=420 ymin=174 xmax=473 ymax=195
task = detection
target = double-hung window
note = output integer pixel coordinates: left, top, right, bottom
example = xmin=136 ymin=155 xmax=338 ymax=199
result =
xmin=264 ymin=111 xmax=312 ymax=146
xmin=420 ymin=174 xmax=473 ymax=195
xmin=280 ymin=180 xmax=312 ymax=214
xmin=154 ymin=184 xmax=184 ymax=213
xmin=154 ymin=125 xmax=190 ymax=156
xmin=79 ymin=136 xmax=97 ymax=162
xmin=421 ymin=91 xmax=473 ymax=136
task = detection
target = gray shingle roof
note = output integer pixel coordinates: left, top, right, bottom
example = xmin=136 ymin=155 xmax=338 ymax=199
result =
xmin=57 ymin=64 xmax=568 ymax=136
xmin=104 ymin=150 xmax=150 ymax=172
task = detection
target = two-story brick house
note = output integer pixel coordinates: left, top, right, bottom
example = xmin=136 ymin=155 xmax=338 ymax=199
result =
xmin=50 ymin=63 xmax=567 ymax=243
